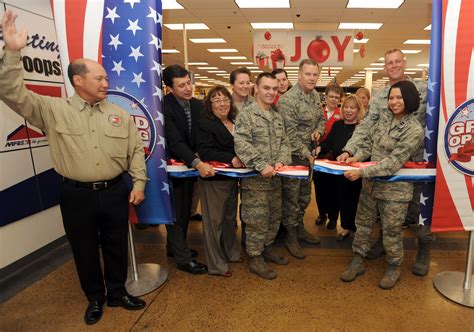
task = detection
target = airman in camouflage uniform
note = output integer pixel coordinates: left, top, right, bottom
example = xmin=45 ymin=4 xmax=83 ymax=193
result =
xmin=278 ymin=59 xmax=326 ymax=259
xmin=341 ymin=80 xmax=424 ymax=289
xmin=234 ymin=73 xmax=291 ymax=280
xmin=339 ymin=49 xmax=433 ymax=277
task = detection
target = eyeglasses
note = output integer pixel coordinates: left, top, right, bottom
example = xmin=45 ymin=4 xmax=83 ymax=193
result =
xmin=326 ymin=95 xmax=341 ymax=100
xmin=211 ymin=98 xmax=231 ymax=105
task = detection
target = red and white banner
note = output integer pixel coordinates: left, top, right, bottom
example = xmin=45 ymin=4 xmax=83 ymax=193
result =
xmin=253 ymin=31 xmax=353 ymax=68
xmin=431 ymin=0 xmax=474 ymax=232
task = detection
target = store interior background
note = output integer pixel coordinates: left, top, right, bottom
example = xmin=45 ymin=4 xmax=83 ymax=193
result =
xmin=0 ymin=0 xmax=435 ymax=296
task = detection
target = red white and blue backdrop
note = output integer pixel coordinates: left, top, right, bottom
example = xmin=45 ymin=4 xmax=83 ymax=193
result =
xmin=430 ymin=0 xmax=473 ymax=232
xmin=0 ymin=3 xmax=65 ymax=227
xmin=50 ymin=0 xmax=173 ymax=224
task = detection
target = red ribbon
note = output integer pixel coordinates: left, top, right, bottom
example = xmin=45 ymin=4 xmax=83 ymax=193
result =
xmin=277 ymin=165 xmax=308 ymax=171
xmin=321 ymin=159 xmax=433 ymax=169
xmin=168 ymin=159 xmax=185 ymax=166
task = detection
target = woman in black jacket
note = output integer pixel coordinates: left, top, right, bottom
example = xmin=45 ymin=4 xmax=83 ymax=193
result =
xmin=198 ymin=85 xmax=244 ymax=277
xmin=318 ymin=95 xmax=366 ymax=240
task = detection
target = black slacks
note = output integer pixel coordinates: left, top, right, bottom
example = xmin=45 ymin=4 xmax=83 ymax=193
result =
xmin=166 ymin=177 xmax=194 ymax=265
xmin=59 ymin=179 xmax=129 ymax=302
xmin=338 ymin=177 xmax=362 ymax=232
xmin=313 ymin=172 xmax=339 ymax=221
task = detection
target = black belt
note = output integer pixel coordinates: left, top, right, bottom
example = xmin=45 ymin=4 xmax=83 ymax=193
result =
xmin=63 ymin=175 xmax=122 ymax=190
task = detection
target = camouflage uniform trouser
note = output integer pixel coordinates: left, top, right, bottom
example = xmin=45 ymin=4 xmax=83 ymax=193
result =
xmin=353 ymin=188 xmax=408 ymax=265
xmin=241 ymin=187 xmax=282 ymax=257
xmin=281 ymin=177 xmax=311 ymax=229
xmin=281 ymin=156 xmax=311 ymax=229
xmin=405 ymin=183 xmax=434 ymax=242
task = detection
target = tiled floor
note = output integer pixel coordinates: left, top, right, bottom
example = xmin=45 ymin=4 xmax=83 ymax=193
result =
xmin=1 ymin=204 xmax=472 ymax=331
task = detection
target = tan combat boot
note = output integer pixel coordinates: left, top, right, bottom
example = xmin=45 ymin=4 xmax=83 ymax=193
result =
xmin=412 ymin=239 xmax=431 ymax=276
xmin=341 ymin=253 xmax=365 ymax=282
xmin=263 ymin=245 xmax=289 ymax=265
xmin=297 ymin=223 xmax=321 ymax=244
xmin=249 ymin=255 xmax=277 ymax=280
xmin=285 ymin=226 xmax=306 ymax=259
xmin=379 ymin=264 xmax=401 ymax=289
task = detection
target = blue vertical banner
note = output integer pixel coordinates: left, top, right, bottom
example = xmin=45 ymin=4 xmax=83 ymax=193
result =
xmin=419 ymin=0 xmax=442 ymax=226
xmin=101 ymin=0 xmax=173 ymax=224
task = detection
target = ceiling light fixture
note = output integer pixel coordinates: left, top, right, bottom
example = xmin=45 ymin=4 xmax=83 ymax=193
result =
xmin=251 ymin=22 xmax=294 ymax=29
xmin=220 ymin=56 xmax=247 ymax=60
xmin=354 ymin=38 xmax=369 ymax=43
xmin=207 ymin=49 xmax=239 ymax=53
xmin=235 ymin=0 xmax=290 ymax=8
xmin=190 ymin=38 xmax=226 ymax=43
xmin=230 ymin=62 xmax=254 ymax=65
xmin=346 ymin=0 xmax=404 ymax=8
xmin=162 ymin=0 xmax=184 ymax=10
xmin=188 ymin=62 xmax=209 ymax=65
xmin=208 ymin=70 xmax=227 ymax=73
xmin=424 ymin=24 xmax=431 ymax=30
xmin=162 ymin=49 xmax=180 ymax=53
xmin=339 ymin=23 xmax=383 ymax=30
xmin=164 ymin=23 xmax=209 ymax=30
xmin=401 ymin=49 xmax=422 ymax=54
xmin=197 ymin=67 xmax=219 ymax=70
xmin=403 ymin=39 xmax=430 ymax=44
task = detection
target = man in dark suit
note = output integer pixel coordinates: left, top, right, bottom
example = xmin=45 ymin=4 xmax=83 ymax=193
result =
xmin=163 ymin=65 xmax=214 ymax=274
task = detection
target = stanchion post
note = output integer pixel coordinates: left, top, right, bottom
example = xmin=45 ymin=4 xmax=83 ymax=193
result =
xmin=128 ymin=223 xmax=139 ymax=281
xmin=463 ymin=231 xmax=473 ymax=290
xmin=433 ymin=231 xmax=474 ymax=307
xmin=125 ymin=222 xmax=169 ymax=297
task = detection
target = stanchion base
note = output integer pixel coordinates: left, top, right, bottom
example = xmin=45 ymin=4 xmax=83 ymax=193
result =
xmin=433 ymin=271 xmax=474 ymax=308
xmin=125 ymin=263 xmax=169 ymax=297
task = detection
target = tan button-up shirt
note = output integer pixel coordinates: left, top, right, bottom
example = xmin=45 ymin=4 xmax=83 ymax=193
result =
xmin=0 ymin=50 xmax=147 ymax=191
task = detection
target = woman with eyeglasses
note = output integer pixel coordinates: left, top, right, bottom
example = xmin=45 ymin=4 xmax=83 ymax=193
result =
xmin=340 ymin=81 xmax=424 ymax=290
xmin=314 ymin=83 xmax=344 ymax=230
xmin=198 ymin=85 xmax=244 ymax=277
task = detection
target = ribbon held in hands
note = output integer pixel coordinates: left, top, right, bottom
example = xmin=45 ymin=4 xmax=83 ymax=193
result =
xmin=313 ymin=160 xmax=436 ymax=182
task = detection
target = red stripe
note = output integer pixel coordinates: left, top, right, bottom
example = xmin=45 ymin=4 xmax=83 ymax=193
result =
xmin=454 ymin=0 xmax=474 ymax=106
xmin=49 ymin=0 xmax=55 ymax=17
xmin=456 ymin=0 xmax=474 ymax=212
xmin=65 ymin=0 xmax=87 ymax=61
xmin=465 ymin=175 xmax=474 ymax=213
xmin=432 ymin=161 xmax=464 ymax=232
xmin=440 ymin=0 xmax=449 ymax=121
xmin=98 ymin=24 xmax=103 ymax=65
xmin=25 ymin=84 xmax=62 ymax=97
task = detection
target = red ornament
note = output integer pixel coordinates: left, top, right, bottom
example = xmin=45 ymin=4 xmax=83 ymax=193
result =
xmin=355 ymin=31 xmax=364 ymax=40
xmin=264 ymin=31 xmax=272 ymax=40
xmin=307 ymin=35 xmax=330 ymax=63
xmin=359 ymin=45 xmax=366 ymax=58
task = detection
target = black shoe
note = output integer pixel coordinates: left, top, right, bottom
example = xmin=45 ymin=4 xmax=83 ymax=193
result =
xmin=190 ymin=213 xmax=203 ymax=221
xmin=107 ymin=294 xmax=146 ymax=310
xmin=135 ymin=224 xmax=149 ymax=230
xmin=326 ymin=219 xmax=337 ymax=230
xmin=177 ymin=260 xmax=208 ymax=274
xmin=315 ymin=215 xmax=327 ymax=225
xmin=84 ymin=300 xmax=104 ymax=325
xmin=167 ymin=248 xmax=198 ymax=258
xmin=337 ymin=231 xmax=350 ymax=241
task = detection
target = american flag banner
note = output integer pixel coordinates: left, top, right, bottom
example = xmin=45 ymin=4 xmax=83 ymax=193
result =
xmin=418 ymin=0 xmax=442 ymax=226
xmin=431 ymin=0 xmax=474 ymax=232
xmin=51 ymin=0 xmax=174 ymax=224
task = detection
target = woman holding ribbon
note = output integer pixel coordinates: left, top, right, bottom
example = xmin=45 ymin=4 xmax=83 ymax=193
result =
xmin=340 ymin=81 xmax=424 ymax=290
xmin=198 ymin=85 xmax=244 ymax=277
xmin=317 ymin=95 xmax=365 ymax=241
